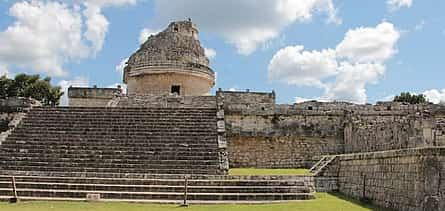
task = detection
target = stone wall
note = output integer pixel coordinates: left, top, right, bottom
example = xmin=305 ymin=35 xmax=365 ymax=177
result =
xmin=218 ymin=90 xmax=445 ymax=169
xmin=328 ymin=147 xmax=445 ymax=211
xmin=68 ymin=87 xmax=121 ymax=107
xmin=115 ymin=95 xmax=217 ymax=108
xmin=229 ymin=136 xmax=342 ymax=168
xmin=219 ymin=91 xmax=345 ymax=168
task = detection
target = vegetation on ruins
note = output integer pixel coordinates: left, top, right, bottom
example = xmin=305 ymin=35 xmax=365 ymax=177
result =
xmin=393 ymin=92 xmax=428 ymax=104
xmin=0 ymin=74 xmax=63 ymax=106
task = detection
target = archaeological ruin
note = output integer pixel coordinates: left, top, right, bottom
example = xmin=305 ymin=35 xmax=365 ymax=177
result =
xmin=0 ymin=20 xmax=444 ymax=211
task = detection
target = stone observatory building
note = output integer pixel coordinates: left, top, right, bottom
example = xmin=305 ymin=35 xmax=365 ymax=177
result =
xmin=124 ymin=20 xmax=215 ymax=96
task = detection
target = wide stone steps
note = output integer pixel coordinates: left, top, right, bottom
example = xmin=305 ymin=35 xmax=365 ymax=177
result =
xmin=11 ymin=129 xmax=216 ymax=135
xmin=0 ymin=154 xmax=218 ymax=161
xmin=1 ymin=166 xmax=217 ymax=175
xmin=6 ymin=135 xmax=216 ymax=140
xmin=1 ymin=149 xmax=218 ymax=157
xmin=16 ymin=125 xmax=216 ymax=131
xmin=0 ymin=174 xmax=314 ymax=202
xmin=2 ymin=144 xmax=213 ymax=154
xmin=28 ymin=108 xmax=218 ymax=113
xmin=3 ymin=139 xmax=217 ymax=146
xmin=0 ymin=182 xmax=307 ymax=194
xmin=5 ymin=139 xmax=215 ymax=145
xmin=0 ymin=175 xmax=306 ymax=186
xmin=0 ymin=160 xmax=217 ymax=168
xmin=0 ymin=157 xmax=218 ymax=165
xmin=0 ymin=107 xmax=222 ymax=175
xmin=3 ymin=138 xmax=217 ymax=146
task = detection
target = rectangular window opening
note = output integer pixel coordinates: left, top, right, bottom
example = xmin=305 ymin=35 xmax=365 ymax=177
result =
xmin=171 ymin=85 xmax=181 ymax=95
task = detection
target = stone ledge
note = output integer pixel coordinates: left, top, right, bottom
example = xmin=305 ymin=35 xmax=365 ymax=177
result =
xmin=337 ymin=147 xmax=445 ymax=161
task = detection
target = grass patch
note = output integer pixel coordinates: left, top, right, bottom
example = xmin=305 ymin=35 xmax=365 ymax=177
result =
xmin=229 ymin=168 xmax=311 ymax=175
xmin=0 ymin=193 xmax=389 ymax=211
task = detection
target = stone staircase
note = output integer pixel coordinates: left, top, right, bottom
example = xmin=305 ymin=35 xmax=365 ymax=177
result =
xmin=0 ymin=106 xmax=315 ymax=203
xmin=0 ymin=173 xmax=314 ymax=203
xmin=0 ymin=107 xmax=222 ymax=175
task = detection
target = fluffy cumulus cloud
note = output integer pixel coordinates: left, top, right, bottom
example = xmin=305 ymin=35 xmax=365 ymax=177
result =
xmin=336 ymin=22 xmax=400 ymax=63
xmin=387 ymin=0 xmax=413 ymax=10
xmin=268 ymin=46 xmax=337 ymax=87
xmin=0 ymin=1 xmax=88 ymax=76
xmin=269 ymin=22 xmax=400 ymax=104
xmin=58 ymin=76 xmax=90 ymax=105
xmin=0 ymin=0 xmax=137 ymax=77
xmin=204 ymin=48 xmax=216 ymax=60
xmin=153 ymin=0 xmax=340 ymax=55
xmin=423 ymin=89 xmax=445 ymax=104
xmin=323 ymin=62 xmax=385 ymax=103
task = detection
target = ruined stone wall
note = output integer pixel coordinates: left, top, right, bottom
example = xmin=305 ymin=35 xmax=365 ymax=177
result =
xmin=68 ymin=87 xmax=121 ymax=107
xmin=344 ymin=104 xmax=445 ymax=154
xmin=220 ymin=91 xmax=445 ymax=169
xmin=333 ymin=147 xmax=445 ymax=211
xmin=115 ymin=95 xmax=216 ymax=108
xmin=69 ymin=98 xmax=115 ymax=107
xmin=219 ymin=91 xmax=345 ymax=168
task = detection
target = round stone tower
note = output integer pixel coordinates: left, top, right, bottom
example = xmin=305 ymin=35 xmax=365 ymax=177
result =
xmin=123 ymin=20 xmax=215 ymax=96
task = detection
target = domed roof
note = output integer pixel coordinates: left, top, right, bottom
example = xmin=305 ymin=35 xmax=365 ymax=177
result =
xmin=124 ymin=20 xmax=214 ymax=83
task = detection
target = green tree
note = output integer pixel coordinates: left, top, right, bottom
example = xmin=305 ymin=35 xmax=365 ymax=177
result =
xmin=0 ymin=74 xmax=64 ymax=106
xmin=393 ymin=92 xmax=428 ymax=104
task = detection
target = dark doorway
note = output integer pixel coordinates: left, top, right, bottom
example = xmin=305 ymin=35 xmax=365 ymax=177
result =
xmin=171 ymin=85 xmax=181 ymax=95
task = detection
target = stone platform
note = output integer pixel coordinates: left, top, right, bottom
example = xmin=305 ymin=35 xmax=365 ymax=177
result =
xmin=0 ymin=171 xmax=314 ymax=203
xmin=0 ymin=106 xmax=315 ymax=203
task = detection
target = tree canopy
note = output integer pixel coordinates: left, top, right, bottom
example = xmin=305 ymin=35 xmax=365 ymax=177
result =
xmin=0 ymin=74 xmax=64 ymax=106
xmin=393 ymin=92 xmax=428 ymax=104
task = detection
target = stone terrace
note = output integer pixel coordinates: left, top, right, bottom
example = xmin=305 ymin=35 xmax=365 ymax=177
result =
xmin=0 ymin=106 xmax=315 ymax=203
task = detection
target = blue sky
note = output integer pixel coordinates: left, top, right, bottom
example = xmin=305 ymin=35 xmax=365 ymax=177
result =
xmin=0 ymin=0 xmax=444 ymax=104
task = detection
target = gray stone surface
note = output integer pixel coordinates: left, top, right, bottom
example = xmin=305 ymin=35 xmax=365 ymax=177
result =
xmin=318 ymin=147 xmax=445 ymax=211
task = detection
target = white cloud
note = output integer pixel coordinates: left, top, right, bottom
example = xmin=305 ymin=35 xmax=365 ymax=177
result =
xmin=115 ymin=57 xmax=128 ymax=74
xmin=0 ymin=1 xmax=137 ymax=77
xmin=323 ymin=62 xmax=385 ymax=104
xmin=204 ymin=48 xmax=216 ymax=60
xmin=139 ymin=28 xmax=161 ymax=44
xmin=336 ymin=22 xmax=400 ymax=63
xmin=269 ymin=21 xmax=400 ymax=104
xmin=153 ymin=0 xmax=340 ymax=55
xmin=268 ymin=46 xmax=337 ymax=87
xmin=423 ymin=89 xmax=445 ymax=104
xmin=82 ymin=4 xmax=109 ymax=55
xmin=58 ymin=76 xmax=90 ymax=106
xmin=387 ymin=0 xmax=413 ymax=10
xmin=0 ymin=1 xmax=88 ymax=76
xmin=81 ymin=1 xmax=138 ymax=53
